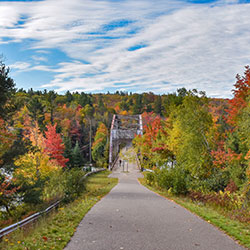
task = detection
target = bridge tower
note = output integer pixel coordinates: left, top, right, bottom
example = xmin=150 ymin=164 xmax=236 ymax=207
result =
xmin=109 ymin=114 xmax=143 ymax=170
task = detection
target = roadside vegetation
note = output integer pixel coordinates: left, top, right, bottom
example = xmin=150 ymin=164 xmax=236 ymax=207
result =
xmin=139 ymin=176 xmax=250 ymax=248
xmin=133 ymin=67 xmax=250 ymax=248
xmin=0 ymin=171 xmax=118 ymax=250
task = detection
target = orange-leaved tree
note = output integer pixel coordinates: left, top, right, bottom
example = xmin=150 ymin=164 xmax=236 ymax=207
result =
xmin=44 ymin=123 xmax=69 ymax=167
xmin=227 ymin=66 xmax=250 ymax=126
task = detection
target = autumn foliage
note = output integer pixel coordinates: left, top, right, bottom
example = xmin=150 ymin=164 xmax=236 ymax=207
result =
xmin=227 ymin=65 xmax=250 ymax=126
xmin=134 ymin=70 xmax=250 ymax=220
xmin=44 ymin=124 xmax=69 ymax=167
xmin=1 ymin=60 xmax=250 ymax=225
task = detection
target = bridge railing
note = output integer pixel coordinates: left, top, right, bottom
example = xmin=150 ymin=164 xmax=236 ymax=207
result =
xmin=110 ymin=153 xmax=119 ymax=171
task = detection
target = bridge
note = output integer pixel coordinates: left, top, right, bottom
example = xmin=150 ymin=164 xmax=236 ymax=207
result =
xmin=109 ymin=114 xmax=143 ymax=170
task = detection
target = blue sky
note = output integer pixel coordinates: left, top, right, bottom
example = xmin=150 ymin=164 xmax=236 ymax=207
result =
xmin=0 ymin=0 xmax=250 ymax=97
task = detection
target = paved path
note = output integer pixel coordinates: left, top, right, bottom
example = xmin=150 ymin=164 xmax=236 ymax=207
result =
xmin=65 ymin=149 xmax=245 ymax=250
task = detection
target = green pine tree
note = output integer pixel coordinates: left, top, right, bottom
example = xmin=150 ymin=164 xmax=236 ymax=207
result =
xmin=0 ymin=61 xmax=15 ymax=119
xmin=72 ymin=141 xmax=83 ymax=167
xmin=154 ymin=95 xmax=162 ymax=116
xmin=132 ymin=94 xmax=143 ymax=114
xmin=63 ymin=137 xmax=74 ymax=168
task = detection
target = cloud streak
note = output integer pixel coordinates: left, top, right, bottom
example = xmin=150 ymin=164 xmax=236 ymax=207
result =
xmin=0 ymin=0 xmax=250 ymax=97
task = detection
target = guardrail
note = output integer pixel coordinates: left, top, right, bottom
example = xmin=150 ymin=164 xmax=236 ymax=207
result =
xmin=0 ymin=168 xmax=105 ymax=239
xmin=0 ymin=200 xmax=61 ymax=238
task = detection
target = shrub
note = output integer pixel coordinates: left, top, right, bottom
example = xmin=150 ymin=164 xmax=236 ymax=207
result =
xmin=172 ymin=168 xmax=188 ymax=195
xmin=43 ymin=170 xmax=65 ymax=202
xmin=147 ymin=167 xmax=188 ymax=195
xmin=62 ymin=168 xmax=86 ymax=202
xmin=146 ymin=172 xmax=155 ymax=186
xmin=20 ymin=179 xmax=45 ymax=205
xmin=225 ymin=179 xmax=238 ymax=193
xmin=155 ymin=168 xmax=174 ymax=190
xmin=187 ymin=170 xmax=230 ymax=193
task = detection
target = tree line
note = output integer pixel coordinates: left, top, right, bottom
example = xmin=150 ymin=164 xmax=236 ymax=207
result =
xmin=1 ymin=59 xmax=249 ymax=224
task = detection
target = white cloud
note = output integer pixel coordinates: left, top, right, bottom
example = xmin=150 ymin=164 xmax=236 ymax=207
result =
xmin=0 ymin=0 xmax=250 ymax=97
xmin=32 ymin=55 xmax=47 ymax=62
xmin=10 ymin=61 xmax=31 ymax=70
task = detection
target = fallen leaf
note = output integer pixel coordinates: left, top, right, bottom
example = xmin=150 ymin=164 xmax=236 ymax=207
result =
xmin=42 ymin=236 xmax=48 ymax=241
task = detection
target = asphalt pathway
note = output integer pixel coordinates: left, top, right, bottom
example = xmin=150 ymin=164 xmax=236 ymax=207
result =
xmin=65 ymin=149 xmax=245 ymax=250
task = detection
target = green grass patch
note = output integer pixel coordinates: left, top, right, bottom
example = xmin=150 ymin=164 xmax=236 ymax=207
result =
xmin=138 ymin=177 xmax=250 ymax=249
xmin=0 ymin=171 xmax=118 ymax=250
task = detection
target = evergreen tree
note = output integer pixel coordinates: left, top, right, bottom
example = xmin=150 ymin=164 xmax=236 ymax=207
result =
xmin=154 ymin=95 xmax=162 ymax=116
xmin=79 ymin=92 xmax=92 ymax=107
xmin=98 ymin=95 xmax=106 ymax=114
xmin=63 ymin=137 xmax=74 ymax=168
xmin=0 ymin=61 xmax=15 ymax=119
xmin=27 ymin=96 xmax=45 ymax=130
xmin=132 ymin=94 xmax=143 ymax=114
xmin=27 ymin=88 xmax=34 ymax=96
xmin=177 ymin=87 xmax=188 ymax=97
xmin=66 ymin=91 xmax=73 ymax=105
xmin=146 ymin=104 xmax=153 ymax=112
xmin=45 ymin=90 xmax=57 ymax=124
xmin=72 ymin=141 xmax=83 ymax=167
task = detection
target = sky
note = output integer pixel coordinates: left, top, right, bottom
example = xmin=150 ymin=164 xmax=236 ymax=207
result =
xmin=0 ymin=0 xmax=250 ymax=98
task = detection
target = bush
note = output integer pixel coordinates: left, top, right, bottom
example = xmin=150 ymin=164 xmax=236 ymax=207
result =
xmin=172 ymin=168 xmax=188 ymax=195
xmin=187 ymin=170 xmax=230 ymax=193
xmin=43 ymin=170 xmax=65 ymax=202
xmin=147 ymin=167 xmax=188 ymax=195
xmin=155 ymin=168 xmax=174 ymax=190
xmin=21 ymin=179 xmax=45 ymax=205
xmin=62 ymin=168 xmax=86 ymax=202
xmin=146 ymin=172 xmax=155 ymax=186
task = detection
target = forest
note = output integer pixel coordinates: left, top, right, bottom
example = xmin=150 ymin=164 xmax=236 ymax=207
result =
xmin=0 ymin=60 xmax=250 ymax=227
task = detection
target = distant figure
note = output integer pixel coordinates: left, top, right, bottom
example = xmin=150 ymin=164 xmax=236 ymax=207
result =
xmin=119 ymin=159 xmax=122 ymax=167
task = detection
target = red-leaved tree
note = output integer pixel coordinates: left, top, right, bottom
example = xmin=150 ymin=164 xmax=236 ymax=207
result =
xmin=227 ymin=65 xmax=250 ymax=126
xmin=44 ymin=124 xmax=68 ymax=167
xmin=0 ymin=177 xmax=19 ymax=215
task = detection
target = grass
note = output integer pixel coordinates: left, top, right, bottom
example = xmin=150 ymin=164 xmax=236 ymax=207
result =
xmin=0 ymin=171 xmax=118 ymax=250
xmin=138 ymin=177 xmax=250 ymax=249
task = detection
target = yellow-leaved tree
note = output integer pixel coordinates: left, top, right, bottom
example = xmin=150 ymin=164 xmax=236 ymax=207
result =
xmin=92 ymin=122 xmax=108 ymax=168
